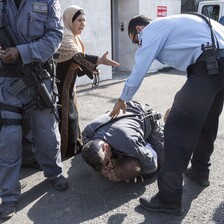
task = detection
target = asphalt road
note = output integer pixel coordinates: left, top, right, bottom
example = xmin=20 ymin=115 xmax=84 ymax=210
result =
xmin=2 ymin=68 xmax=224 ymax=224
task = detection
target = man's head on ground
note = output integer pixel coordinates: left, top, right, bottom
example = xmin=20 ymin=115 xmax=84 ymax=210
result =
xmin=81 ymin=139 xmax=113 ymax=171
xmin=128 ymin=15 xmax=152 ymax=45
xmin=111 ymin=156 xmax=142 ymax=182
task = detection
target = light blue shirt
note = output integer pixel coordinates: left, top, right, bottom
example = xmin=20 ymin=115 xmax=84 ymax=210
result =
xmin=4 ymin=0 xmax=63 ymax=64
xmin=120 ymin=14 xmax=224 ymax=101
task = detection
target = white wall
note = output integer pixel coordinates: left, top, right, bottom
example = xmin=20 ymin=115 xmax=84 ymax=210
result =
xmin=140 ymin=0 xmax=181 ymax=72
xmin=59 ymin=0 xmax=112 ymax=86
xmin=117 ymin=0 xmax=181 ymax=73
xmin=58 ymin=0 xmax=181 ymax=85
xmin=117 ymin=0 xmax=139 ymax=72
xmin=139 ymin=0 xmax=181 ymax=19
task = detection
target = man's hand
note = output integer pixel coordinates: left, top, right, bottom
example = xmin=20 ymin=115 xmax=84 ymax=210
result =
xmin=0 ymin=47 xmax=20 ymax=63
xmin=164 ymin=108 xmax=171 ymax=123
xmin=107 ymin=169 xmax=122 ymax=182
xmin=97 ymin=51 xmax=120 ymax=67
xmin=109 ymin=98 xmax=126 ymax=118
xmin=0 ymin=45 xmax=6 ymax=60
xmin=101 ymin=159 xmax=122 ymax=182
xmin=101 ymin=162 xmax=114 ymax=178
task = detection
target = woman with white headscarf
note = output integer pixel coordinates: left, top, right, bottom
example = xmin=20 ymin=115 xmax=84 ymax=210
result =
xmin=56 ymin=5 xmax=119 ymax=157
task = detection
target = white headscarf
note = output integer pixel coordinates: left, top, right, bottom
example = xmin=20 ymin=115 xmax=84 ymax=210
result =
xmin=56 ymin=5 xmax=85 ymax=63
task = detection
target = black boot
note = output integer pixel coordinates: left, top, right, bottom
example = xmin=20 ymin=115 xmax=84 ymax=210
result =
xmin=0 ymin=201 xmax=16 ymax=219
xmin=139 ymin=193 xmax=183 ymax=215
xmin=185 ymin=167 xmax=210 ymax=186
xmin=50 ymin=175 xmax=69 ymax=191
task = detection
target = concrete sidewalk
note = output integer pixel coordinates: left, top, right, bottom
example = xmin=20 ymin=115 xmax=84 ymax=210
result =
xmin=3 ymin=68 xmax=224 ymax=224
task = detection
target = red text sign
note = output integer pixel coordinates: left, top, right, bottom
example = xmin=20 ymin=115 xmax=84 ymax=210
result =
xmin=157 ymin=6 xmax=167 ymax=17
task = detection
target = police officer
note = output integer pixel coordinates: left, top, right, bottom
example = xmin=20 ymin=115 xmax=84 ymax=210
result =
xmin=0 ymin=0 xmax=68 ymax=219
xmin=110 ymin=14 xmax=224 ymax=214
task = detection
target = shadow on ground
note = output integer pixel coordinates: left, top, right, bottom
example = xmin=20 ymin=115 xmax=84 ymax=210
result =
xmin=17 ymin=155 xmax=154 ymax=224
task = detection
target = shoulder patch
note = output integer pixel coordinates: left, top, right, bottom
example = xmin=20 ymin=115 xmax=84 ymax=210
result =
xmin=33 ymin=3 xmax=48 ymax=13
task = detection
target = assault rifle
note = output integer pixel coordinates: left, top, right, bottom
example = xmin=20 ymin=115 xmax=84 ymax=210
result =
xmin=2 ymin=21 xmax=58 ymax=118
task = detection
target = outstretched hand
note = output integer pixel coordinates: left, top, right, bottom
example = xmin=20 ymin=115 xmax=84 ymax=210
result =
xmin=109 ymin=98 xmax=126 ymax=118
xmin=98 ymin=51 xmax=119 ymax=67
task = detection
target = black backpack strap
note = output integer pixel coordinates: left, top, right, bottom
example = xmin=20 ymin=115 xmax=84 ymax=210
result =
xmin=187 ymin=12 xmax=212 ymax=28
xmin=186 ymin=12 xmax=219 ymax=49
xmin=94 ymin=110 xmax=161 ymax=133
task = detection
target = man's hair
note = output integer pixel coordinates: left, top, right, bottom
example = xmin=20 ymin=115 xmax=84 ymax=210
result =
xmin=128 ymin=15 xmax=152 ymax=35
xmin=81 ymin=140 xmax=104 ymax=171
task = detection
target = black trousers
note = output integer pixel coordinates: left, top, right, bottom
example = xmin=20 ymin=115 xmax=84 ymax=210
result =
xmin=157 ymin=59 xmax=224 ymax=203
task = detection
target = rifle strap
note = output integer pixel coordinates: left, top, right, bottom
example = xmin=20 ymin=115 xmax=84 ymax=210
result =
xmin=2 ymin=0 xmax=6 ymax=13
xmin=2 ymin=0 xmax=6 ymax=18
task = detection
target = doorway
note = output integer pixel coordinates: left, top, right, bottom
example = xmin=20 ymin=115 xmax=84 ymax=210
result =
xmin=111 ymin=0 xmax=119 ymax=73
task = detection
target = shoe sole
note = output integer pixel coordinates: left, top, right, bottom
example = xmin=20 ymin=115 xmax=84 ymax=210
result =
xmin=0 ymin=212 xmax=15 ymax=219
xmin=0 ymin=214 xmax=14 ymax=220
xmin=50 ymin=177 xmax=68 ymax=191
xmin=140 ymin=203 xmax=184 ymax=216
xmin=53 ymin=186 xmax=68 ymax=191
xmin=51 ymin=182 xmax=68 ymax=191
xmin=52 ymin=182 xmax=68 ymax=191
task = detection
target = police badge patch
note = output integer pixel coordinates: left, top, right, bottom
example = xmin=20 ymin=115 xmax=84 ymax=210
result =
xmin=33 ymin=3 xmax=48 ymax=13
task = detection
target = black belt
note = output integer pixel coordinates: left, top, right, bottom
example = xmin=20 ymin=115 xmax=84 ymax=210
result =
xmin=197 ymin=49 xmax=224 ymax=62
xmin=0 ymin=103 xmax=23 ymax=114
xmin=0 ymin=118 xmax=22 ymax=129
xmin=0 ymin=103 xmax=23 ymax=130
xmin=0 ymin=61 xmax=24 ymax=77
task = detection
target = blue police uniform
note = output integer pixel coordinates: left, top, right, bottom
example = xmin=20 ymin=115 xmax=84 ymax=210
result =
xmin=0 ymin=0 xmax=64 ymax=202
xmin=119 ymin=14 xmax=224 ymax=205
